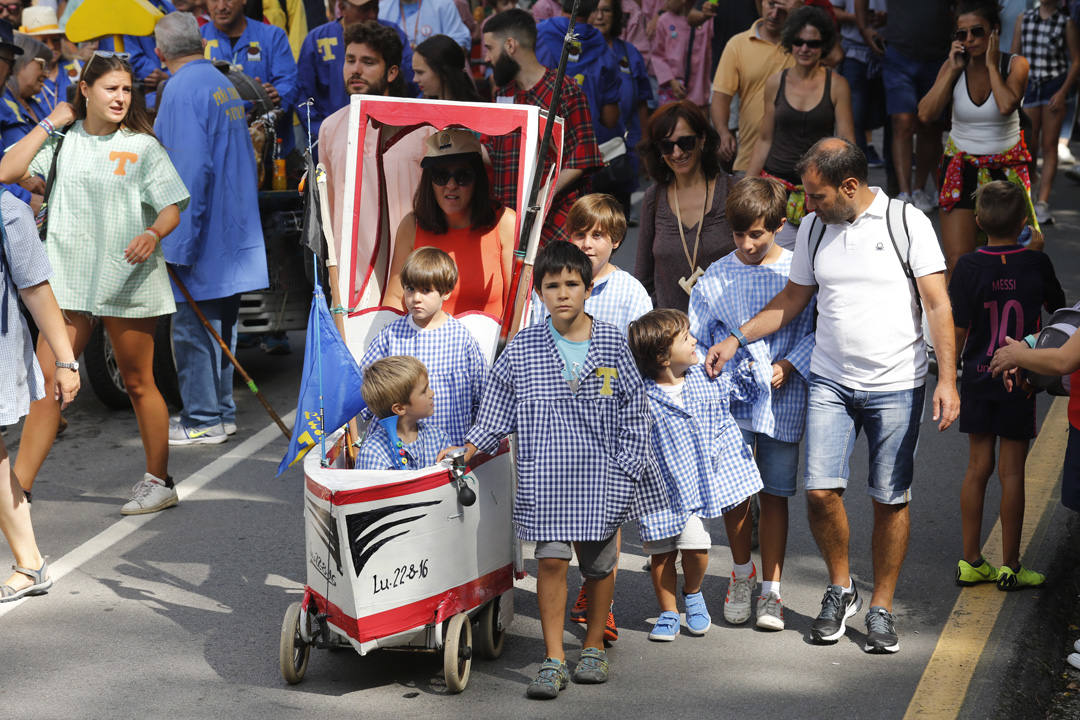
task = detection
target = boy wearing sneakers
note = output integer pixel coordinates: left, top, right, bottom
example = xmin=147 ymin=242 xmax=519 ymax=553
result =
xmin=628 ymin=309 xmax=763 ymax=641
xmin=458 ymin=241 xmax=668 ymax=699
xmin=688 ymin=177 xmax=816 ymax=630
xmin=357 ymin=356 xmax=451 ymax=470
xmin=360 ymin=247 xmax=488 ymax=445
xmin=949 ymin=181 xmax=1065 ymax=590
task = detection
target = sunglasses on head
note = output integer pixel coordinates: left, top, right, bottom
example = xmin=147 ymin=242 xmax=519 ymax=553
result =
xmin=657 ymin=135 xmax=700 ymax=155
xmin=430 ymin=166 xmax=476 ymax=186
xmin=953 ymin=26 xmax=987 ymax=42
xmin=792 ymin=38 xmax=824 ymax=49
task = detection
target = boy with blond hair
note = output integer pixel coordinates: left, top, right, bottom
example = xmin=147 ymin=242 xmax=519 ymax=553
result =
xmin=357 ymin=356 xmax=450 ymax=470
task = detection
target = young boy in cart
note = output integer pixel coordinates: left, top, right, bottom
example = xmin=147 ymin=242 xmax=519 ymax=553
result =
xmin=360 ymin=247 xmax=488 ymax=445
xmin=357 ymin=356 xmax=451 ymax=470
xmin=455 ymin=241 xmax=669 ymax=699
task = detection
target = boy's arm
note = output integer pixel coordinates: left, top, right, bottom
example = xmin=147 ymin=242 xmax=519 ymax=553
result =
xmin=726 ymin=360 xmax=762 ymax=404
xmin=1042 ymin=256 xmax=1067 ymax=312
xmin=466 ymin=335 xmax=489 ymax=421
xmin=612 ymin=351 xmax=654 ymax=480
xmin=463 ymin=351 xmax=517 ymax=457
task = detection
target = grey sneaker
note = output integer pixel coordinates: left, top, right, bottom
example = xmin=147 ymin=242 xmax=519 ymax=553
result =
xmin=169 ymin=421 xmax=227 ymax=446
xmin=571 ymin=647 xmax=609 ymax=684
xmin=810 ymin=584 xmax=861 ymax=643
xmin=223 ymin=421 xmax=238 ymax=436
xmin=121 ymin=474 xmax=178 ymax=516
xmin=723 ymin=565 xmax=756 ymax=625
xmin=526 ymin=658 xmax=569 ymax=699
xmin=864 ymin=606 xmax=900 ymax=654
xmin=755 ymin=591 xmax=784 ymax=631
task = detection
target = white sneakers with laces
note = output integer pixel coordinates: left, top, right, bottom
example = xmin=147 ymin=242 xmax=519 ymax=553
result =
xmin=120 ymin=473 xmax=178 ymax=516
xmin=723 ymin=564 xmax=756 ymax=625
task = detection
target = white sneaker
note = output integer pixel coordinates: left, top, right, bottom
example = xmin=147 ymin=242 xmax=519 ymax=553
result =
xmin=169 ymin=421 xmax=227 ymax=446
xmin=121 ymin=473 xmax=178 ymax=515
xmin=1069 ymin=652 xmax=1080 ymax=671
xmin=911 ymin=188 xmax=938 ymax=213
xmin=223 ymin=422 xmax=237 ymax=436
xmin=897 ymin=191 xmax=913 ymax=204
xmin=755 ymin=592 xmax=785 ymax=631
xmin=1059 ymin=140 xmax=1076 ymax=165
xmin=723 ymin=564 xmax=756 ymax=625
xmin=1034 ymin=201 xmax=1054 ymax=225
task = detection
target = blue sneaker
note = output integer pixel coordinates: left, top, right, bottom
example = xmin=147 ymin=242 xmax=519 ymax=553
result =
xmin=648 ymin=610 xmax=680 ymax=641
xmin=683 ymin=590 xmax=711 ymax=635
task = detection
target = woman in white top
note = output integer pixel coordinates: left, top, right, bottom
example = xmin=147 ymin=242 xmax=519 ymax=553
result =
xmin=918 ymin=0 xmax=1031 ymax=274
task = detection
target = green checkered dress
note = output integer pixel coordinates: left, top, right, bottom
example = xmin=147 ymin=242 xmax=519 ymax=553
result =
xmin=30 ymin=122 xmax=190 ymax=318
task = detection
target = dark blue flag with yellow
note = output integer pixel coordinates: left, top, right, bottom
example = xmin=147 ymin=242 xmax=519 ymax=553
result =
xmin=277 ymin=286 xmax=366 ymax=475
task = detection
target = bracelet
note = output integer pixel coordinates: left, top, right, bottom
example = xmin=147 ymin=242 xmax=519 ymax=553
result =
xmin=1023 ymin=334 xmax=1037 ymax=348
xmin=144 ymin=227 xmax=162 ymax=242
xmin=730 ymin=327 xmax=749 ymax=347
xmin=38 ymin=118 xmax=54 ymax=135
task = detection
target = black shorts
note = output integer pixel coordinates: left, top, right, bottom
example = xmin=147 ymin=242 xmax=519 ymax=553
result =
xmin=958 ymin=390 xmax=1037 ymax=440
xmin=937 ymin=158 xmax=1014 ymax=211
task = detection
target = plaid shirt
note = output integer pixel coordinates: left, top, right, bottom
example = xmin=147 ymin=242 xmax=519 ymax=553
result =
xmin=528 ymin=268 xmax=654 ymax=336
xmin=638 ymin=364 xmax=764 ymax=542
xmin=688 ymin=250 xmax=816 ymax=443
xmin=465 ymin=319 xmax=670 ymax=541
xmin=360 ymin=315 xmax=488 ymax=445
xmin=483 ymin=68 xmax=604 ymax=245
xmin=356 ymin=419 xmax=451 ymax=471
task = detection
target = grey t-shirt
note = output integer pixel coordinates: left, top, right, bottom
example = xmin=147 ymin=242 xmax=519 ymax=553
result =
xmin=883 ymin=0 xmax=952 ymax=63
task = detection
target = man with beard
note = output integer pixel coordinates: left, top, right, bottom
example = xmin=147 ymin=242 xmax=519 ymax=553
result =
xmin=481 ymin=8 xmax=603 ymax=245
xmin=704 ymin=138 xmax=959 ymax=655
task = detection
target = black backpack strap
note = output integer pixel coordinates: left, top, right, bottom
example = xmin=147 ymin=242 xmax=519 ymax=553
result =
xmin=885 ymin=198 xmax=921 ymax=307
xmin=0 ymin=188 xmax=11 ymax=334
xmin=808 ymin=214 xmax=827 ymax=280
xmin=39 ymin=123 xmax=72 ymax=241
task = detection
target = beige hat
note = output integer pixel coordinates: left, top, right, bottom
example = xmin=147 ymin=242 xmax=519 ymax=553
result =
xmin=421 ymin=129 xmax=482 ymax=167
xmin=19 ymin=6 xmax=63 ymax=36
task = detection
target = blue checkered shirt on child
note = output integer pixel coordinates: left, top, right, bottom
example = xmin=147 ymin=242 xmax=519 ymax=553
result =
xmin=360 ymin=314 xmax=488 ymax=445
xmin=356 ymin=419 xmax=451 ymax=471
xmin=465 ymin=319 xmax=672 ymax=541
xmin=638 ymin=363 xmax=764 ymax=541
xmin=688 ymin=250 xmax=816 ymax=443
xmin=527 ymin=268 xmax=653 ymax=336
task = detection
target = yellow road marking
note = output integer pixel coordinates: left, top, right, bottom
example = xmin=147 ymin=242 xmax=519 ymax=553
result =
xmin=904 ymin=397 xmax=1069 ymax=719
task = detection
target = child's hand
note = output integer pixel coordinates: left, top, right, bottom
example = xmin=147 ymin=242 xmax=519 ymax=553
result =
xmin=770 ymin=360 xmax=794 ymax=389
xmin=669 ymin=79 xmax=687 ymax=100
xmin=436 ymin=446 xmax=460 ymax=463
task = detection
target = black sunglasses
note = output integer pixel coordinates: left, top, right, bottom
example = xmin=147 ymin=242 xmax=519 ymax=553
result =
xmin=953 ymin=26 xmax=987 ymax=42
xmin=430 ymin=166 xmax=476 ymax=187
xmin=657 ymin=135 xmax=700 ymax=156
xmin=792 ymin=38 xmax=825 ymax=49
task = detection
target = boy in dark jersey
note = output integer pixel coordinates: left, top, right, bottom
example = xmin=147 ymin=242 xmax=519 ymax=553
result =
xmin=949 ymin=181 xmax=1066 ymax=591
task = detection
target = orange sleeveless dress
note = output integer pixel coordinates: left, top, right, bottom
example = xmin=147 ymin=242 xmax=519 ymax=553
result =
xmin=413 ymin=211 xmax=508 ymax=318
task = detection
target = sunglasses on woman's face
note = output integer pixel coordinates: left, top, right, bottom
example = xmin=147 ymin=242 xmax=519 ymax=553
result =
xmin=953 ymin=26 xmax=987 ymax=42
xmin=657 ymin=135 xmax=700 ymax=155
xmin=792 ymin=38 xmax=824 ymax=49
xmin=431 ymin=166 xmax=476 ymax=186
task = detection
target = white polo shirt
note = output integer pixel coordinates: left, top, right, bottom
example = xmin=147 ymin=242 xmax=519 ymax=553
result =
xmin=788 ymin=188 xmax=945 ymax=392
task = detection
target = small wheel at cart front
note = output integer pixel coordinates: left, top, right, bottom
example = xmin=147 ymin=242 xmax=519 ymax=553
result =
xmin=279 ymin=601 xmax=311 ymax=684
xmin=443 ymin=612 xmax=472 ymax=693
xmin=475 ymin=598 xmax=505 ymax=659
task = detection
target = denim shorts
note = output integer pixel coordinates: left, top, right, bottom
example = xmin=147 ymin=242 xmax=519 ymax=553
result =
xmin=882 ymin=45 xmax=942 ymax=116
xmin=1023 ymin=73 xmax=1067 ymax=107
xmin=741 ymin=428 xmax=800 ymax=497
xmin=803 ymin=374 xmax=926 ymax=504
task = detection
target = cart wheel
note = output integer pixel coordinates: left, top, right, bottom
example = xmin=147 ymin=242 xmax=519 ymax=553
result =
xmin=279 ymin=602 xmax=310 ymax=684
xmin=443 ymin=612 xmax=472 ymax=693
xmin=475 ymin=598 xmax=505 ymax=659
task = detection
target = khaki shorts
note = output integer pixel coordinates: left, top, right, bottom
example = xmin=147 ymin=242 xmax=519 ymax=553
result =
xmin=534 ymin=533 xmax=619 ymax=579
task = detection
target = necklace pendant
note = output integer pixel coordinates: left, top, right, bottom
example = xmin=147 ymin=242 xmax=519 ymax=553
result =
xmin=679 ymin=266 xmax=705 ymax=295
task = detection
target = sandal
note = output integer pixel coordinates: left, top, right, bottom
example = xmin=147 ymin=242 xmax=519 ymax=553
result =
xmin=572 ymin=647 xmax=609 ymax=684
xmin=526 ymin=657 xmax=569 ymax=699
xmin=0 ymin=560 xmax=53 ymax=603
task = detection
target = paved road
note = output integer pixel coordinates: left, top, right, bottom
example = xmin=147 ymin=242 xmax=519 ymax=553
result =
xmin=1 ymin=163 xmax=1076 ymax=720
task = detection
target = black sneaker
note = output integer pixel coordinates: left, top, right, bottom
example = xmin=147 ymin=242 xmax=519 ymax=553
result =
xmin=864 ymin=606 xmax=900 ymax=653
xmin=810 ymin=584 xmax=861 ymax=643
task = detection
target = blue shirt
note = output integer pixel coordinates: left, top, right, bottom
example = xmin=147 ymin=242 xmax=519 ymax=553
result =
xmin=99 ymin=0 xmax=176 ymax=81
xmin=154 ymin=59 xmax=268 ymax=302
xmin=547 ymin=317 xmax=592 ymax=387
xmin=378 ymin=0 xmax=471 ymax=50
xmin=610 ymin=37 xmax=653 ymax=184
xmin=0 ymin=88 xmax=37 ymax=151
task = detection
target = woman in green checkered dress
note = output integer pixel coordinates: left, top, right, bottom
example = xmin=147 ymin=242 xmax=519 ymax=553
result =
xmin=0 ymin=53 xmax=190 ymax=516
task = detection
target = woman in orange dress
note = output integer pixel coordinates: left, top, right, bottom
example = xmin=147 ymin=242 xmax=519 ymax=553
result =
xmin=384 ymin=128 xmax=516 ymax=319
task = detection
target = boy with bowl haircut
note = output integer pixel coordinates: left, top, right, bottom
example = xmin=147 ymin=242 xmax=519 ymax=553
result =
xmin=459 ymin=241 xmax=668 ymax=699
xmin=357 ymin=356 xmax=451 ymax=470
xmin=361 ymin=247 xmax=488 ymax=445
xmin=687 ymin=177 xmax=816 ymax=630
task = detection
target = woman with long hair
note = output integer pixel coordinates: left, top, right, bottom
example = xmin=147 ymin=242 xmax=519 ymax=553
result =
xmin=413 ymin=35 xmax=480 ymax=102
xmin=0 ymin=53 xmax=190 ymax=516
xmin=384 ymin=128 xmax=516 ymax=318
xmin=634 ymin=100 xmax=734 ymax=313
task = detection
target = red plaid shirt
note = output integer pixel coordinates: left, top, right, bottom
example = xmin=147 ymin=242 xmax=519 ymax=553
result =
xmin=483 ymin=68 xmax=603 ymax=245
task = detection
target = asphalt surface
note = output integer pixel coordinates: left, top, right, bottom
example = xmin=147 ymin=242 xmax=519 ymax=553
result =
xmin=1 ymin=156 xmax=1077 ymax=720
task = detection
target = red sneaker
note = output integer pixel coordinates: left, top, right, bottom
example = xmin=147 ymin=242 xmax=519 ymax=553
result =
xmin=604 ymin=607 xmax=618 ymax=643
xmin=569 ymin=585 xmax=588 ymax=624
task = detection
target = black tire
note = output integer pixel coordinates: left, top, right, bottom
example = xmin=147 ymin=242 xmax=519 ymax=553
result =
xmin=84 ymin=317 xmax=181 ymax=411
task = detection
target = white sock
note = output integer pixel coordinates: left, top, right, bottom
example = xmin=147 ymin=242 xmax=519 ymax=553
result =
xmin=733 ymin=560 xmax=754 ymax=579
xmin=761 ymin=580 xmax=781 ymax=597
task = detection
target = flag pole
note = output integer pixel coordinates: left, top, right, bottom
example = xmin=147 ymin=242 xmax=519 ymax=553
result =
xmin=313 ymin=253 xmax=328 ymax=466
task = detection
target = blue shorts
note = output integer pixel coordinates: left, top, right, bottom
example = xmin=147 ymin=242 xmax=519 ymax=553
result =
xmin=1023 ymin=73 xmax=1067 ymax=108
xmin=803 ymin=374 xmax=926 ymax=504
xmin=882 ymin=45 xmax=942 ymax=117
xmin=741 ymin=428 xmax=800 ymax=497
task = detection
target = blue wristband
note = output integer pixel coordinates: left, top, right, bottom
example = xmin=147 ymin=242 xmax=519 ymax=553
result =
xmin=1023 ymin=334 xmax=1036 ymax=348
xmin=731 ymin=328 xmax=749 ymax=347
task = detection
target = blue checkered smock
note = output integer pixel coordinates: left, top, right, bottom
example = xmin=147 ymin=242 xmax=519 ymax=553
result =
xmin=638 ymin=364 xmax=765 ymax=542
xmin=465 ymin=319 xmax=671 ymax=542
xmin=528 ymin=268 xmax=654 ymax=336
xmin=360 ymin=315 xmax=488 ymax=445
xmin=688 ymin=250 xmax=816 ymax=443
xmin=356 ymin=419 xmax=451 ymax=471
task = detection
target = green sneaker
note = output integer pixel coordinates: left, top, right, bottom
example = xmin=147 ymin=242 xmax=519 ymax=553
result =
xmin=571 ymin=647 xmax=609 ymax=684
xmin=526 ymin=658 xmax=569 ymax=699
xmin=956 ymin=558 xmax=999 ymax=586
xmin=996 ymin=565 xmax=1046 ymax=591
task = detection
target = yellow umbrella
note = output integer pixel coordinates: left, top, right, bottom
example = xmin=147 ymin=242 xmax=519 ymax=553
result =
xmin=65 ymin=0 xmax=165 ymax=52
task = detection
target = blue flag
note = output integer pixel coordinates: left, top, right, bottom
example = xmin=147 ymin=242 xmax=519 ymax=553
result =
xmin=277 ymin=287 xmax=367 ymax=475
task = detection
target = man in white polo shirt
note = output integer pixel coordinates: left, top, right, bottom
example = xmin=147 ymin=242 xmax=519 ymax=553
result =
xmin=705 ymin=137 xmax=959 ymax=655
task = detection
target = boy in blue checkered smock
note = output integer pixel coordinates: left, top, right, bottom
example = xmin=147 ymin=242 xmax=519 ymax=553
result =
xmin=527 ymin=193 xmax=652 ymax=336
xmin=628 ymin=309 xmax=763 ymax=642
xmin=688 ymin=178 xmax=816 ymax=631
xmin=360 ymin=248 xmax=487 ymax=445
xmin=461 ymin=242 xmax=669 ymax=699
xmin=357 ymin=356 xmax=451 ymax=471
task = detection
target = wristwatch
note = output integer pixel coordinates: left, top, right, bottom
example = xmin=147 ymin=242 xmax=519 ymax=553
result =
xmin=55 ymin=361 xmax=79 ymax=371
xmin=730 ymin=328 xmax=749 ymax=347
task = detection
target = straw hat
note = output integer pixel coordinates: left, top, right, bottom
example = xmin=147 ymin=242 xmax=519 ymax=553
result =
xmin=19 ymin=6 xmax=64 ymax=36
xmin=421 ymin=129 xmax=482 ymax=167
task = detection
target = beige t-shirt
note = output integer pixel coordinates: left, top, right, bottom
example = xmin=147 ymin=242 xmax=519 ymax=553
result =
xmin=711 ymin=20 xmax=795 ymax=172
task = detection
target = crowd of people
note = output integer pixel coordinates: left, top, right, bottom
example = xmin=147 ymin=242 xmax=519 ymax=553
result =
xmin=0 ymin=0 xmax=1079 ymax=701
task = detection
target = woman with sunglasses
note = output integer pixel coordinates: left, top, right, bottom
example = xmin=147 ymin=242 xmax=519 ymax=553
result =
xmin=917 ymin=0 xmax=1033 ymax=274
xmin=744 ymin=6 xmax=854 ymax=251
xmin=0 ymin=52 xmax=190 ymax=516
xmin=383 ymin=128 xmax=515 ymax=318
xmin=634 ymin=100 xmax=734 ymax=313
xmin=0 ymin=35 xmax=49 ymax=150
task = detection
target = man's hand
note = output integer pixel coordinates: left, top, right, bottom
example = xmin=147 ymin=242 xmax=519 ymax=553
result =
xmin=28 ymin=193 xmax=43 ymax=214
xmin=989 ymin=335 xmax=1027 ymax=379
xmin=143 ymin=68 xmax=167 ymax=91
xmin=717 ymin=127 xmax=737 ymax=161
xmin=705 ymin=335 xmax=739 ymax=378
xmin=861 ymin=26 xmax=885 ymax=55
xmin=771 ymin=359 xmax=794 ymax=389
xmin=256 ymin=77 xmax=282 ymax=107
xmin=931 ymin=381 xmax=960 ymax=431
xmin=668 ymin=79 xmax=687 ymax=100
xmin=20 ymin=176 xmax=44 ymax=195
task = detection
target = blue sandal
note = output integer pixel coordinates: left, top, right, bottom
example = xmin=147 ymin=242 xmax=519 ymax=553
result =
xmin=0 ymin=560 xmax=52 ymax=603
